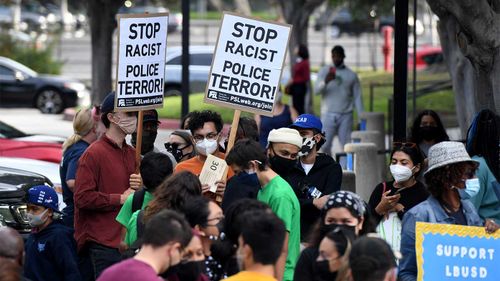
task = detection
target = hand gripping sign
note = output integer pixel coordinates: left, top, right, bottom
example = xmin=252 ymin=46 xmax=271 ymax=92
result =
xmin=115 ymin=13 xmax=169 ymax=111
xmin=415 ymin=222 xmax=500 ymax=281
xmin=204 ymin=12 xmax=292 ymax=117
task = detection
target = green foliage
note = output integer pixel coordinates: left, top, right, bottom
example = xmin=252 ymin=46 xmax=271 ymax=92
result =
xmin=0 ymin=34 xmax=63 ymax=74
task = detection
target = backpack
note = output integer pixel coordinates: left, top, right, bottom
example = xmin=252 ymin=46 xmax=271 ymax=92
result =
xmin=131 ymin=188 xmax=146 ymax=214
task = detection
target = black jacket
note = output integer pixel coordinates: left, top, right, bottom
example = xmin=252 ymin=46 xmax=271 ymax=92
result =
xmin=285 ymin=154 xmax=342 ymax=240
xmin=221 ymin=172 xmax=261 ymax=212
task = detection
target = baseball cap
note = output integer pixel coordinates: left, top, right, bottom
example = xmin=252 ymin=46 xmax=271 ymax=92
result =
xmin=290 ymin=114 xmax=322 ymax=131
xmin=100 ymin=92 xmax=115 ymax=114
xmin=267 ymin=128 xmax=303 ymax=148
xmin=143 ymin=109 xmax=160 ymax=124
xmin=27 ymin=185 xmax=61 ymax=213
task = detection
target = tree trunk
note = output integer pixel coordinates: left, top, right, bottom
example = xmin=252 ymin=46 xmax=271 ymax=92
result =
xmin=234 ymin=0 xmax=252 ymax=16
xmin=427 ymin=0 xmax=499 ymax=137
xmin=87 ymin=0 xmax=124 ymax=105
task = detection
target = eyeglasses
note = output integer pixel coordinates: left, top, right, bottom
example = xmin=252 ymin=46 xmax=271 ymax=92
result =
xmin=193 ymin=133 xmax=219 ymax=143
xmin=393 ymin=142 xmax=417 ymax=149
xmin=164 ymin=142 xmax=190 ymax=151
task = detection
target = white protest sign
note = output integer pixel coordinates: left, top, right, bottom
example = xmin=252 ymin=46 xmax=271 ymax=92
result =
xmin=204 ymin=12 xmax=292 ymax=116
xmin=115 ymin=13 xmax=168 ymax=111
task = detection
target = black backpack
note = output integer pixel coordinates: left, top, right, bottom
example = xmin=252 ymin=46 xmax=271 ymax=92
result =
xmin=131 ymin=188 xmax=147 ymax=214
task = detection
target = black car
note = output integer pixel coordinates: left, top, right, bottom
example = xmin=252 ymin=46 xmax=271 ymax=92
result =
xmin=330 ymin=8 xmax=394 ymax=38
xmin=0 ymin=166 xmax=54 ymax=236
xmin=0 ymin=56 xmax=90 ymax=114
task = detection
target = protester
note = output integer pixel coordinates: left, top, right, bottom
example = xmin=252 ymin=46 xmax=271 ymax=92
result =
xmin=125 ymin=171 xmax=202 ymax=247
xmin=266 ymin=127 xmax=302 ymax=177
xmin=165 ymin=130 xmax=196 ymax=163
xmin=174 ymin=110 xmax=233 ymax=197
xmin=221 ymin=199 xmax=272 ymax=276
xmin=220 ymin=117 xmax=259 ymax=153
xmin=314 ymin=45 xmax=363 ymax=158
xmin=349 ymin=237 xmax=398 ymax=281
xmin=286 ymin=44 xmax=311 ymax=115
xmin=74 ymin=92 xmax=142 ymax=279
xmin=0 ymin=227 xmax=24 ymax=267
xmin=409 ymin=110 xmax=449 ymax=158
xmin=223 ymin=210 xmax=286 ymax=281
xmin=181 ymin=111 xmax=198 ymax=130
xmin=226 ymin=139 xmax=300 ymax=281
xmin=166 ymin=231 xmax=209 ymax=281
xmin=255 ymin=89 xmax=298 ymax=149
xmin=97 ymin=210 xmax=192 ymax=281
xmin=287 ymin=114 xmax=342 ymax=240
xmin=0 ymin=257 xmax=21 ymax=281
xmin=131 ymin=109 xmax=162 ymax=155
xmin=24 ymin=185 xmax=81 ymax=281
xmin=60 ymin=108 xmax=98 ymax=228
xmin=368 ymin=142 xmax=428 ymax=251
xmin=116 ymin=152 xmax=174 ymax=250
xmin=314 ymin=227 xmax=355 ymax=281
xmin=466 ymin=109 xmax=500 ymax=223
xmin=221 ymin=117 xmax=261 ymax=211
xmin=399 ymin=142 xmax=499 ymax=281
xmin=181 ymin=196 xmax=225 ymax=281
xmin=91 ymin=105 xmax=106 ymax=140
xmin=294 ymin=191 xmax=369 ymax=281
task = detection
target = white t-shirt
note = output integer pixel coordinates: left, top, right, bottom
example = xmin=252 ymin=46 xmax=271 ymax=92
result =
xmin=301 ymin=161 xmax=314 ymax=175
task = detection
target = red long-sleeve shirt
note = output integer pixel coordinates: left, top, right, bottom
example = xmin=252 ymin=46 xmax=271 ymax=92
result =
xmin=74 ymin=135 xmax=136 ymax=252
xmin=292 ymin=59 xmax=310 ymax=84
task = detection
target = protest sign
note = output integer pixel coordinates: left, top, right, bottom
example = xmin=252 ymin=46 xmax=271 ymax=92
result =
xmin=199 ymin=154 xmax=228 ymax=193
xmin=204 ymin=12 xmax=292 ymax=116
xmin=115 ymin=13 xmax=169 ymax=111
xmin=416 ymin=222 xmax=500 ymax=281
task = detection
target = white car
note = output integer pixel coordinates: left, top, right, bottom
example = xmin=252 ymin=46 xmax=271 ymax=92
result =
xmin=163 ymin=45 xmax=214 ymax=96
xmin=0 ymin=120 xmax=66 ymax=144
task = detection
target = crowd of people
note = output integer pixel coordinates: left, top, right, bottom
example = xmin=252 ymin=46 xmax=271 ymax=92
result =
xmin=0 ymin=45 xmax=499 ymax=281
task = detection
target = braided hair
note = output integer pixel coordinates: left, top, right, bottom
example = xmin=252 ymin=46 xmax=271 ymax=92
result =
xmin=466 ymin=109 xmax=500 ymax=180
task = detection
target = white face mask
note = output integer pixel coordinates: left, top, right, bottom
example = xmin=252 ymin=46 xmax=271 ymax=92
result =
xmin=27 ymin=209 xmax=49 ymax=227
xmin=298 ymin=137 xmax=316 ymax=157
xmin=389 ymin=164 xmax=414 ymax=183
xmin=196 ymin=138 xmax=218 ymax=156
xmin=114 ymin=114 xmax=137 ymax=135
xmin=458 ymin=178 xmax=480 ymax=199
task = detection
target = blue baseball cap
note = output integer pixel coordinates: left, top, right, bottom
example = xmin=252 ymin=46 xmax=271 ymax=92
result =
xmin=100 ymin=92 xmax=115 ymax=114
xmin=27 ymin=185 xmax=60 ymax=213
xmin=290 ymin=114 xmax=323 ymax=131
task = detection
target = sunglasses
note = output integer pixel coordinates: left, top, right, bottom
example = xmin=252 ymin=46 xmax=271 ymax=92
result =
xmin=164 ymin=142 xmax=190 ymax=151
xmin=393 ymin=142 xmax=417 ymax=149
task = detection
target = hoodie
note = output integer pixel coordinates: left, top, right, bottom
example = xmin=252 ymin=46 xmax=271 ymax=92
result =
xmin=24 ymin=220 xmax=81 ymax=281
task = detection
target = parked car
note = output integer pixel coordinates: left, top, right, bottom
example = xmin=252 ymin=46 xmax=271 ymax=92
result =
xmin=0 ymin=138 xmax=62 ymax=163
xmin=163 ymin=45 xmax=214 ymax=96
xmin=0 ymin=56 xmax=90 ymax=113
xmin=330 ymin=8 xmax=394 ymax=38
xmin=0 ymin=120 xmax=66 ymax=144
xmin=408 ymin=46 xmax=443 ymax=70
xmin=0 ymin=166 xmax=54 ymax=235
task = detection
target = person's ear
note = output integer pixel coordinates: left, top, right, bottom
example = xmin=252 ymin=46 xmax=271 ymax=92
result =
xmin=107 ymin=112 xmax=115 ymax=123
xmin=243 ymin=244 xmax=253 ymax=261
xmin=413 ymin=164 xmax=421 ymax=175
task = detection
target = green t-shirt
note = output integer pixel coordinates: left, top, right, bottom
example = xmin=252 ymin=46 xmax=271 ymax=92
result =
xmin=115 ymin=190 xmax=153 ymax=246
xmin=257 ymin=176 xmax=301 ymax=281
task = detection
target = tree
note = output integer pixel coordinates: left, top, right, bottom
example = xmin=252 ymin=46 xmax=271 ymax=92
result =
xmin=87 ymin=0 xmax=124 ymax=104
xmin=426 ymin=0 xmax=499 ymax=135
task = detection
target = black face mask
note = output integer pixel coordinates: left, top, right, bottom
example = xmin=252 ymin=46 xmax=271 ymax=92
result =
xmin=132 ymin=131 xmax=157 ymax=154
xmin=315 ymin=260 xmax=338 ymax=281
xmin=176 ymin=260 xmax=206 ymax=281
xmin=165 ymin=142 xmax=192 ymax=163
xmin=269 ymin=154 xmax=296 ymax=175
xmin=320 ymin=223 xmax=357 ymax=239
xmin=419 ymin=126 xmax=439 ymax=141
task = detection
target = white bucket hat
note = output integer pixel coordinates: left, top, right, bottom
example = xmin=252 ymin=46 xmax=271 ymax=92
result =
xmin=424 ymin=141 xmax=478 ymax=175
xmin=267 ymin=128 xmax=303 ymax=149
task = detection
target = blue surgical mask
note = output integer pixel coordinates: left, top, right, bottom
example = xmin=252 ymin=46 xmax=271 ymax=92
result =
xmin=458 ymin=178 xmax=480 ymax=199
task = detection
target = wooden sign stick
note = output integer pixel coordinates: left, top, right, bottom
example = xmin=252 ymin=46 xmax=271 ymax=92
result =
xmin=135 ymin=110 xmax=144 ymax=174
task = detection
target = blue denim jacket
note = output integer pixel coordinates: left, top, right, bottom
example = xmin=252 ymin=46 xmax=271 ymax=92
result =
xmin=398 ymin=196 xmax=483 ymax=281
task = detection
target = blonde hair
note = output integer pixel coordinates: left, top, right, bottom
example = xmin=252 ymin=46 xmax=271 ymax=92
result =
xmin=62 ymin=108 xmax=94 ymax=152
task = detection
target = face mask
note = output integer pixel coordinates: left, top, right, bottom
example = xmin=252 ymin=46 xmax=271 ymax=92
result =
xmin=27 ymin=209 xmax=49 ymax=227
xmin=132 ymin=131 xmax=157 ymax=154
xmin=269 ymin=155 xmax=296 ymax=175
xmin=298 ymin=137 xmax=316 ymax=157
xmin=196 ymin=139 xmax=218 ymax=156
xmin=419 ymin=126 xmax=439 ymax=141
xmin=315 ymin=260 xmax=338 ymax=281
xmin=320 ymin=223 xmax=357 ymax=239
xmin=390 ymin=165 xmax=414 ymax=183
xmin=459 ymin=178 xmax=480 ymax=199
xmin=176 ymin=261 xmax=206 ymax=281
xmin=115 ymin=115 xmax=137 ymax=135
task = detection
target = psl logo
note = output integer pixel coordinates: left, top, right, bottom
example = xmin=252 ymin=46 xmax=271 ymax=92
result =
xmin=208 ymin=91 xmax=217 ymax=99
xmin=118 ymin=100 xmax=125 ymax=107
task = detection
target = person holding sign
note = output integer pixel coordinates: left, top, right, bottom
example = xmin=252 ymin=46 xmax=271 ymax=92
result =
xmin=226 ymin=139 xmax=301 ymax=281
xmin=174 ymin=110 xmax=233 ymax=197
xmin=398 ymin=142 xmax=499 ymax=281
xmin=74 ymin=92 xmax=142 ymax=279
